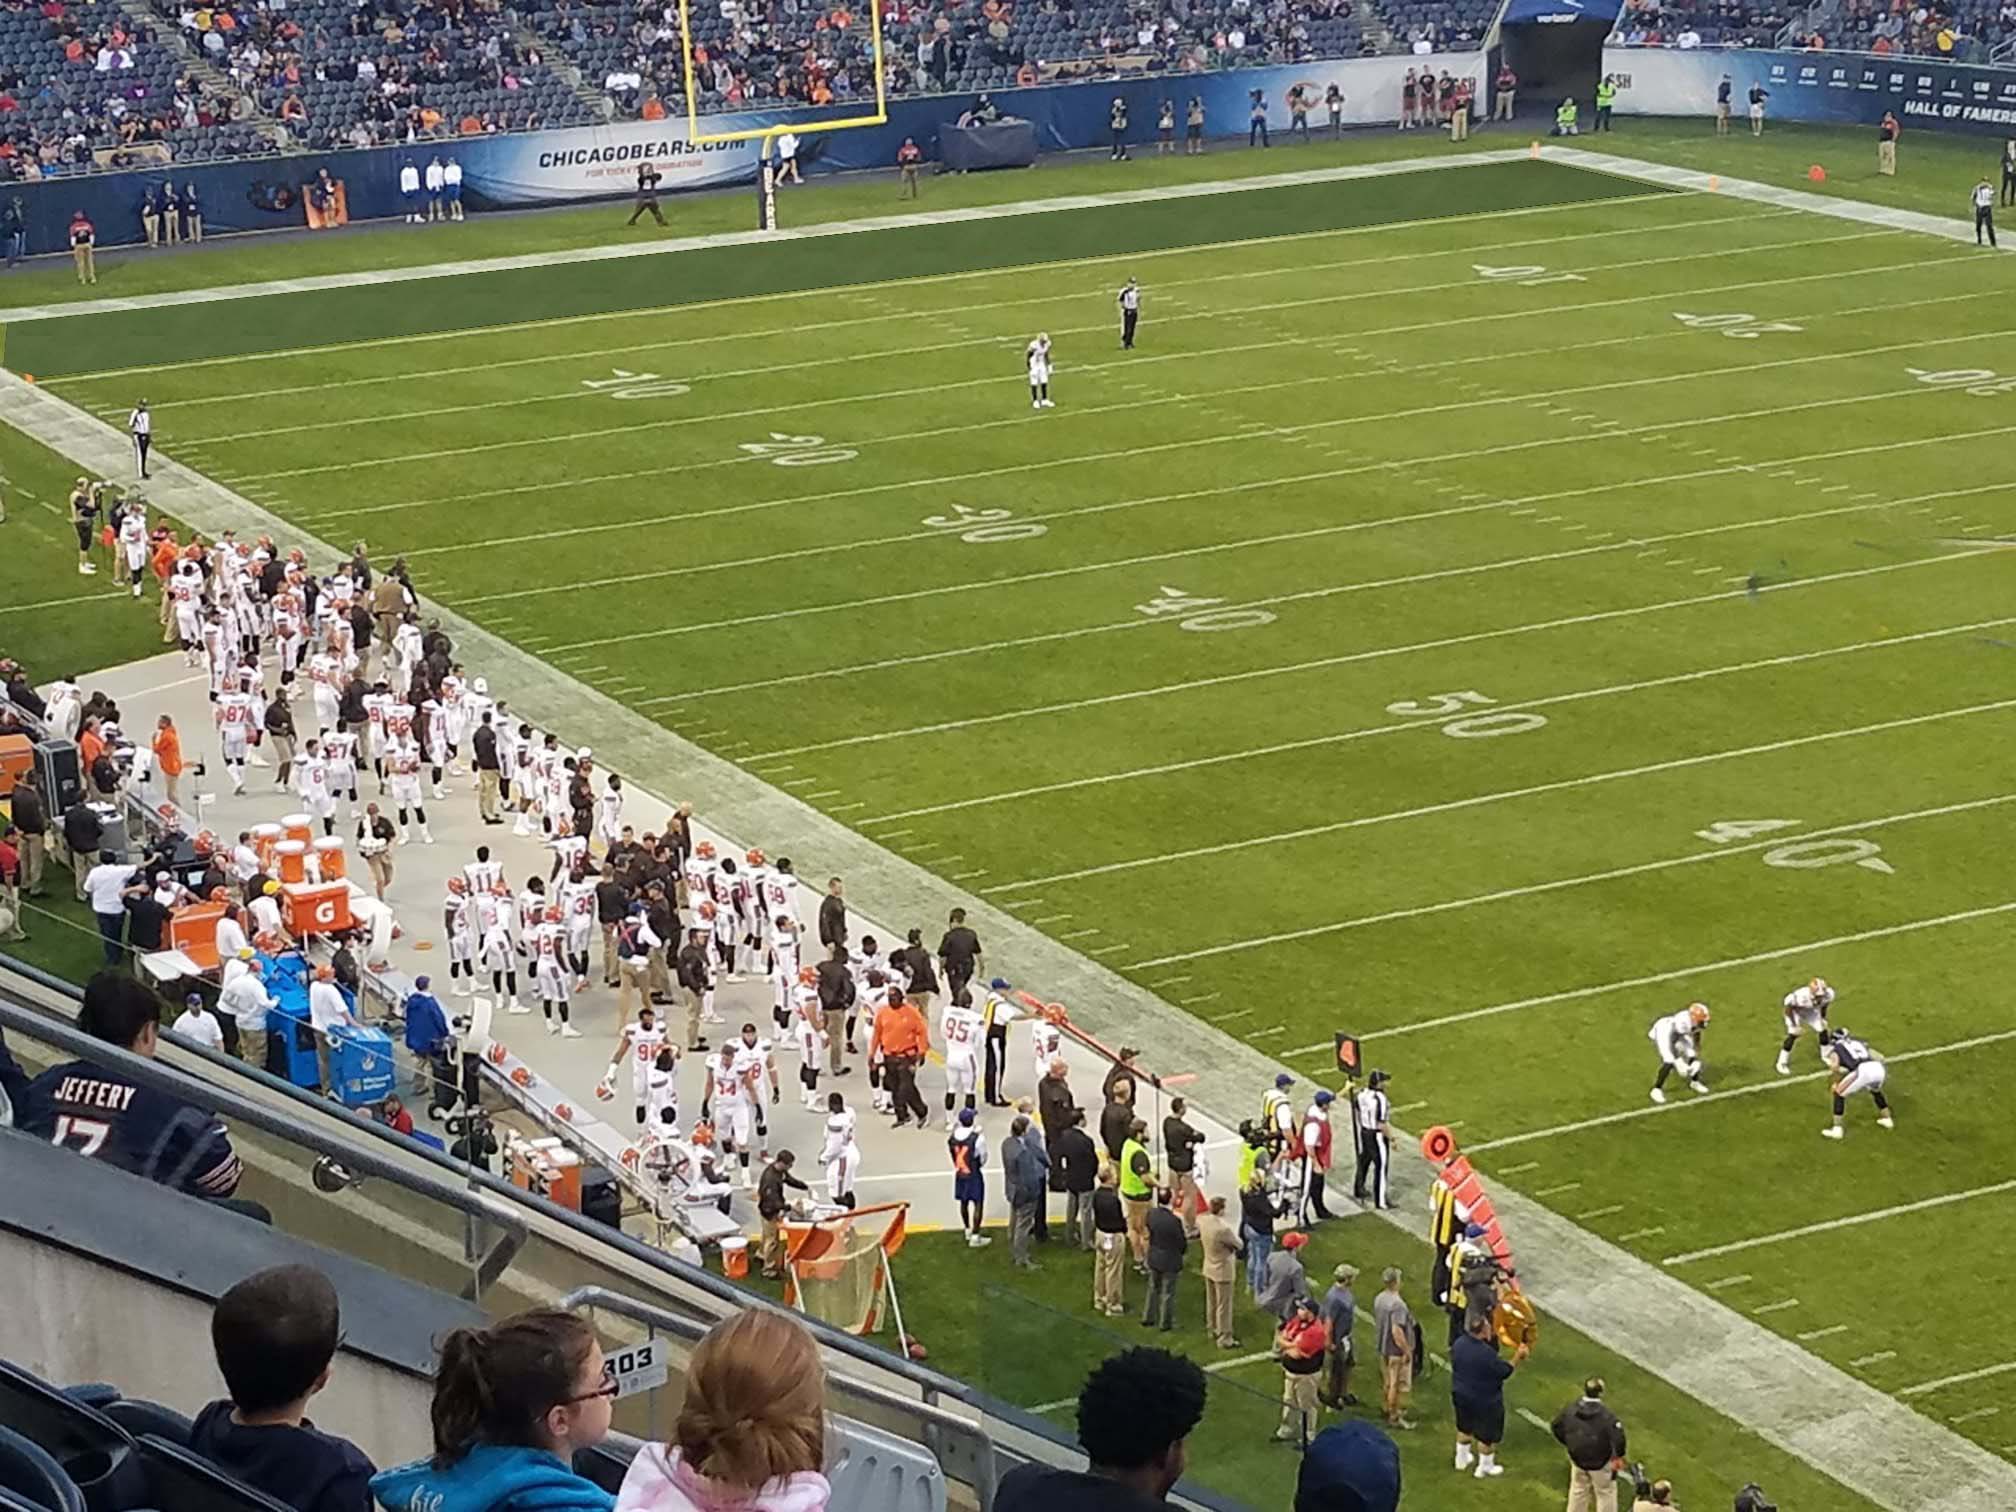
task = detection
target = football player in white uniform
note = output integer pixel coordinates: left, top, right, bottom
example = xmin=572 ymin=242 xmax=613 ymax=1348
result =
xmin=769 ymin=912 xmax=804 ymax=1031
xmin=1026 ymin=333 xmax=1054 ymax=408
xmin=443 ymin=877 xmax=476 ymax=998
xmin=1029 ymin=1009 xmax=1064 ymax=1092
xmin=532 ymin=904 xmax=572 ymax=1025
xmin=1778 ymin=977 xmax=1835 ymax=1075
xmin=215 ymin=676 xmax=258 ymax=794
xmin=701 ymin=1042 xmax=759 ymax=1188
xmin=322 ymin=729 xmax=360 ymax=819
xmin=641 ymin=1047 xmax=680 ymax=1134
xmin=1822 ymin=1030 xmax=1893 ymax=1139
xmin=596 ymin=773 xmax=625 ymax=855
xmin=599 ymin=1006 xmax=669 ymax=1124
xmin=940 ymin=988 xmax=984 ymax=1118
xmin=789 ymin=975 xmax=826 ymax=1108
xmin=385 ymin=737 xmax=432 ymax=844
xmin=477 ymin=880 xmax=521 ymax=1013
xmin=1648 ymin=1002 xmax=1711 ymax=1103
xmin=733 ymin=1022 xmax=779 ymax=1141
xmin=560 ymin=863 xmax=598 ymax=991
xmin=294 ymin=736 xmax=336 ymax=836
xmin=822 ymin=1091 xmax=861 ymax=1209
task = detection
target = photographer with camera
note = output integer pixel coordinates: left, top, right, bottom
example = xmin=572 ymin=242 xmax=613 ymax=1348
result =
xmin=1551 ymin=1376 xmax=1628 ymax=1512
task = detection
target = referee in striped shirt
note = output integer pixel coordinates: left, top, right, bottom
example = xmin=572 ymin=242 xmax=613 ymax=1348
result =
xmin=128 ymin=400 xmax=152 ymax=479
xmin=1117 ymin=277 xmax=1140 ymax=349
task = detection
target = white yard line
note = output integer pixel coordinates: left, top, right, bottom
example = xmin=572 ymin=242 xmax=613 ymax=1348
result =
xmin=669 ymin=444 xmax=2013 ymax=713
xmin=1903 ymin=1362 xmax=2016 ymax=1397
xmin=174 ymin=226 xmax=1903 ymax=448
xmin=304 ymin=283 xmax=2002 ymax=530
xmin=861 ymin=617 xmax=2016 ymax=827
xmin=29 ymin=151 xmax=1673 ymax=339
xmin=1464 ymin=1024 xmax=2016 ymax=1151
xmin=542 ymin=459 xmax=1994 ymax=659
xmin=1123 ymin=789 xmax=2016 ymax=970
xmin=442 ymin=318 xmax=2008 ymax=592
xmin=985 ymin=699 xmax=2016 ymax=896
xmin=94 ymin=205 xmax=1806 ymax=415
xmin=1665 ymin=1180 xmax=2016 ymax=1269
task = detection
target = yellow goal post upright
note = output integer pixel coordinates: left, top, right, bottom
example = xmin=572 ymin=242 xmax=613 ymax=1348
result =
xmin=673 ymin=0 xmax=890 ymax=229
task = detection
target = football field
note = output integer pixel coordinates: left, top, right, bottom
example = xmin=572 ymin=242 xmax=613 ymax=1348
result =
xmin=20 ymin=150 xmax=2016 ymax=1464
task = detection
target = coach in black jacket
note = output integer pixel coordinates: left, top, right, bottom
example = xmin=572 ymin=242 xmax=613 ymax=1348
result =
xmin=815 ymin=942 xmax=855 ymax=1075
xmin=1552 ymin=1378 xmax=1628 ymax=1506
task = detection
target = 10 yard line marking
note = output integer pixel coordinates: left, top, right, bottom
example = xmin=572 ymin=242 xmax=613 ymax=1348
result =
xmin=226 ymin=234 xmax=1948 ymax=479
xmin=987 ymin=697 xmax=2016 ymax=896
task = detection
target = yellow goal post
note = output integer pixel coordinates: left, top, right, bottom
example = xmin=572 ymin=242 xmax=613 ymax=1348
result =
xmin=673 ymin=0 xmax=890 ymax=148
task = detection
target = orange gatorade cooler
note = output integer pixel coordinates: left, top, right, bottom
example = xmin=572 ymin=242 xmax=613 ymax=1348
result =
xmin=275 ymin=840 xmax=308 ymax=884
xmin=312 ymin=836 xmax=346 ymax=881
xmin=251 ymin=822 xmax=284 ymax=869
xmin=720 ymin=1236 xmax=750 ymax=1279
xmin=281 ymin=813 xmax=313 ymax=846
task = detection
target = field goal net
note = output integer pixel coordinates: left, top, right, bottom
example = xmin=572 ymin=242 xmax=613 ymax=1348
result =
xmin=783 ymin=1201 xmax=909 ymax=1342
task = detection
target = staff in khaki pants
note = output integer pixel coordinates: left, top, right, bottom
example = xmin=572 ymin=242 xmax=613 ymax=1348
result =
xmin=1090 ymin=1164 xmax=1128 ymax=1315
xmin=1196 ymin=1195 xmax=1243 ymax=1348
xmin=1552 ymin=1376 xmax=1629 ymax=1512
xmin=1877 ymin=111 xmax=1899 ymax=176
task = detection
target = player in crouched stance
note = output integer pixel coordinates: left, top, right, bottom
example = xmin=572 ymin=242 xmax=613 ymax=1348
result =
xmin=1648 ymin=1002 xmax=1710 ymax=1104
xmin=1822 ymin=1029 xmax=1893 ymax=1139
xmin=1778 ymin=976 xmax=1834 ymax=1075
xmin=1027 ymin=334 xmax=1054 ymax=409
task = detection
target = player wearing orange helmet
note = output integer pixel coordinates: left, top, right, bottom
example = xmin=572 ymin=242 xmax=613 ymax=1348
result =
xmin=1648 ymin=1002 xmax=1711 ymax=1103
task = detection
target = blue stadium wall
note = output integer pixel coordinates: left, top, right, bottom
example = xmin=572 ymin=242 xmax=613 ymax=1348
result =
xmin=8 ymin=55 xmax=1485 ymax=250
xmin=1605 ymin=46 xmax=2016 ymax=133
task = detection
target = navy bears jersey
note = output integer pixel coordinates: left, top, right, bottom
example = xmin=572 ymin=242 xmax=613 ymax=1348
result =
xmin=19 ymin=1059 xmax=242 ymax=1199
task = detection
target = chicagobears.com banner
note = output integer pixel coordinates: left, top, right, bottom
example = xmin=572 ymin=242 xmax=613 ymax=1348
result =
xmin=1604 ymin=45 xmax=2016 ymax=135
xmin=454 ymin=54 xmax=1489 ymax=203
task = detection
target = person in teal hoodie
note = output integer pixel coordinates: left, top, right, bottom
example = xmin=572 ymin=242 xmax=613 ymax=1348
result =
xmin=372 ymin=1310 xmax=617 ymax=1512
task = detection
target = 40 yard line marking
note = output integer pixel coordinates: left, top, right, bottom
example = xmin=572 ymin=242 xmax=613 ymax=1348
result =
xmin=1123 ymin=789 xmax=2016 ymax=971
xmin=986 ymin=700 xmax=2016 ymax=896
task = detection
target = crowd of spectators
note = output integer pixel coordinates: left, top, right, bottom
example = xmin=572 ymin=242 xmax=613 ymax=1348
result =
xmin=1608 ymin=0 xmax=1792 ymax=48
xmin=1613 ymin=0 xmax=2008 ymax=55
xmin=0 ymin=0 xmax=259 ymax=178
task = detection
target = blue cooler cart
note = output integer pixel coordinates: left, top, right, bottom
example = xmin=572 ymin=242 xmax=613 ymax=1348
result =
xmin=265 ymin=958 xmax=323 ymax=1091
xmin=329 ymin=1022 xmax=396 ymax=1109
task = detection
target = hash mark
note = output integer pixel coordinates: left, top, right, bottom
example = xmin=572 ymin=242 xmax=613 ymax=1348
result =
xmin=1535 ymin=1181 xmax=1582 ymax=1197
xmin=1580 ymin=1203 xmax=1625 ymax=1220
xmin=1752 ymin=1299 xmax=1801 ymax=1316
xmin=1497 ymin=1161 xmax=1540 ymax=1176
xmin=1850 ymin=1350 xmax=1897 ymax=1368
xmin=1797 ymin=1324 xmax=1849 ymax=1341
xmin=1707 ymin=1275 xmax=1752 ymax=1291
xmin=1616 ymin=1226 xmax=1665 ymax=1242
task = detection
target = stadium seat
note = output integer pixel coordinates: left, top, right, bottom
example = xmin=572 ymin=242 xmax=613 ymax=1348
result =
xmin=572 ymin=1443 xmax=631 ymax=1494
xmin=93 ymin=1408 xmax=188 ymax=1452
xmin=132 ymin=1437 xmax=292 ymax=1512
xmin=0 ymin=1364 xmax=148 ymax=1512
xmin=828 ymin=1416 xmax=945 ymax=1512
xmin=0 ymin=1427 xmax=83 ymax=1512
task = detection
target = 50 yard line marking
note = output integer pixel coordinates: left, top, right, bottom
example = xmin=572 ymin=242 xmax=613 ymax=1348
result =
xmin=982 ymin=696 xmax=2016 ymax=896
xmin=853 ymin=617 xmax=2016 ymax=826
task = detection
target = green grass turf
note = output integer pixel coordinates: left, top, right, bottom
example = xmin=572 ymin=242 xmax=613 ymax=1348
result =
xmin=10 ymin=142 xmax=2016 ymax=1488
xmin=745 ymin=1221 xmax=1879 ymax=1512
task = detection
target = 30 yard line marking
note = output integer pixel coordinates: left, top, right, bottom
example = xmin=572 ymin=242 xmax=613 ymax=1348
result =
xmin=860 ymin=616 xmax=2016 ymax=826
xmin=1124 ymin=788 xmax=2016 ymax=970
xmin=1665 ymin=1178 xmax=2016 ymax=1267
xmin=986 ymin=699 xmax=2016 ymax=895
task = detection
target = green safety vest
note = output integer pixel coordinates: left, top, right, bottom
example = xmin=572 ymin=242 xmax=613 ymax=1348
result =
xmin=1596 ymin=83 xmax=1616 ymax=107
xmin=1119 ymin=1137 xmax=1151 ymax=1198
xmin=1558 ymin=102 xmax=1577 ymax=125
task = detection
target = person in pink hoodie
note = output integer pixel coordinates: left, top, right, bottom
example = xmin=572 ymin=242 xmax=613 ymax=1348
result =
xmin=615 ymin=1311 xmax=831 ymax=1512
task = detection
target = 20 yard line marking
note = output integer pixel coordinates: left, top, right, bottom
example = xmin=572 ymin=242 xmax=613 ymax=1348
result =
xmin=988 ymin=699 xmax=2016 ymax=896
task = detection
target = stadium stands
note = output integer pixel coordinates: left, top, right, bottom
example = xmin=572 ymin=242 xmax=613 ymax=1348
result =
xmin=1610 ymin=0 xmax=2003 ymax=57
xmin=148 ymin=0 xmax=598 ymax=151
xmin=0 ymin=0 xmax=261 ymax=178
